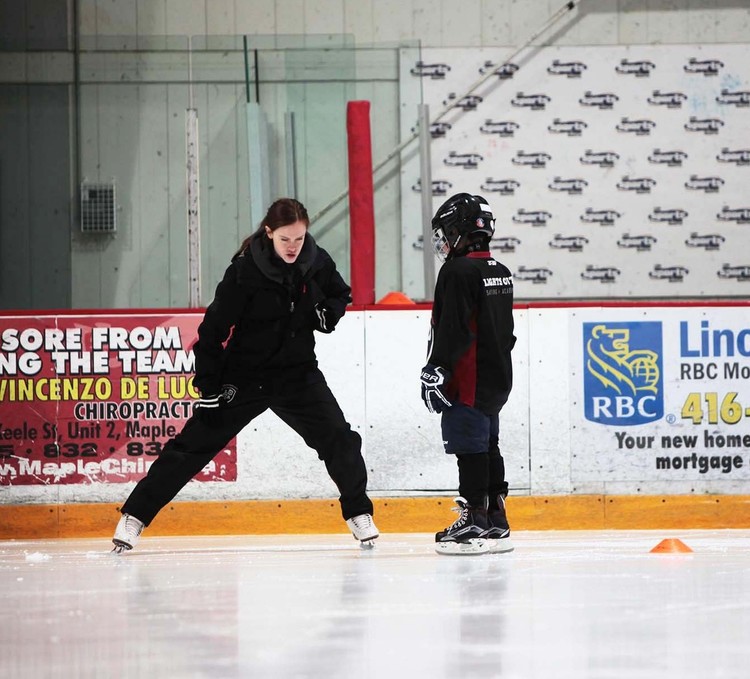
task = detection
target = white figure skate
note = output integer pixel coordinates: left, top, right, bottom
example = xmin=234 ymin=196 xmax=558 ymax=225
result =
xmin=111 ymin=513 xmax=144 ymax=554
xmin=346 ymin=514 xmax=379 ymax=549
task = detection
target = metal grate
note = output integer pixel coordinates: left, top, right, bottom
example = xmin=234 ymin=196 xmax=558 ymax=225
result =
xmin=80 ymin=182 xmax=116 ymax=233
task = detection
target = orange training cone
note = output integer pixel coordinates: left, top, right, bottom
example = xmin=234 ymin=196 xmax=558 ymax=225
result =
xmin=376 ymin=291 xmax=415 ymax=305
xmin=650 ymin=538 xmax=693 ymax=554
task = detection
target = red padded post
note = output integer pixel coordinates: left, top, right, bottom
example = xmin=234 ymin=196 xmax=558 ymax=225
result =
xmin=346 ymin=101 xmax=375 ymax=305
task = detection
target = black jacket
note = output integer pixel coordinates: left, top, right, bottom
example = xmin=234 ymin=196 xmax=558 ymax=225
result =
xmin=428 ymin=251 xmax=515 ymax=414
xmin=193 ymin=233 xmax=351 ymax=395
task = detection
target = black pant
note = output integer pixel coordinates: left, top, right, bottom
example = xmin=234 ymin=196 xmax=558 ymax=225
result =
xmin=121 ymin=373 xmax=373 ymax=525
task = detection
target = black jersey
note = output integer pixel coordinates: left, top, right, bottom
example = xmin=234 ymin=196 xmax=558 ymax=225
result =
xmin=427 ymin=251 xmax=515 ymax=414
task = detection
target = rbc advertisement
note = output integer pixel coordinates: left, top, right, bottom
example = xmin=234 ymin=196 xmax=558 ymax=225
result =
xmin=572 ymin=308 xmax=750 ymax=482
xmin=0 ymin=314 xmax=237 ymax=486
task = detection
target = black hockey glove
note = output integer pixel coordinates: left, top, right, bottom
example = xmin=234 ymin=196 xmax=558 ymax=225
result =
xmin=314 ymin=303 xmax=335 ymax=334
xmin=420 ymin=364 xmax=452 ymax=414
xmin=193 ymin=384 xmax=237 ymax=426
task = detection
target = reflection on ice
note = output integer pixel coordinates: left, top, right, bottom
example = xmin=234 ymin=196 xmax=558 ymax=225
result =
xmin=2 ymin=530 xmax=750 ymax=679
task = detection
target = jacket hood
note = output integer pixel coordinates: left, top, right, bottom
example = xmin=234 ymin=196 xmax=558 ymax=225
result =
xmin=246 ymin=231 xmax=320 ymax=285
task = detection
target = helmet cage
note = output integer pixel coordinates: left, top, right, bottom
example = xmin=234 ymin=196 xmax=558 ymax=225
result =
xmin=431 ymin=226 xmax=453 ymax=261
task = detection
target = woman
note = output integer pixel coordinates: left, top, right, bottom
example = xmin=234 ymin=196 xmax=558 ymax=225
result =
xmin=112 ymin=198 xmax=377 ymax=551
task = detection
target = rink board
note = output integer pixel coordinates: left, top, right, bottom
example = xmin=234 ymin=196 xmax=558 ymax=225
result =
xmin=3 ymin=493 xmax=750 ymax=539
xmin=1 ymin=301 xmax=750 ymax=532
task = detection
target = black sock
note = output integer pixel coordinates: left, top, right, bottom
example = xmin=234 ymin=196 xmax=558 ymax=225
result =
xmin=487 ymin=444 xmax=508 ymax=510
xmin=456 ymin=454 xmax=489 ymax=509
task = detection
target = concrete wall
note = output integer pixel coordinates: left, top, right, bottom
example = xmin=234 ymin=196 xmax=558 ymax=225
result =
xmin=0 ymin=0 xmax=72 ymax=309
xmin=0 ymin=1 xmax=748 ymax=311
xmin=77 ymin=1 xmax=750 ymax=49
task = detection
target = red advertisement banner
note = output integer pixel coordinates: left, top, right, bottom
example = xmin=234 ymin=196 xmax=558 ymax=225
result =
xmin=0 ymin=313 xmax=237 ymax=485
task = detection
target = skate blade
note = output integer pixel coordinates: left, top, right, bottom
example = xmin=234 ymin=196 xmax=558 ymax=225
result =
xmin=486 ymin=538 xmax=514 ymax=554
xmin=111 ymin=541 xmax=132 ymax=555
xmin=352 ymin=531 xmax=379 ymax=544
xmin=359 ymin=539 xmax=376 ymax=550
xmin=435 ymin=539 xmax=489 ymax=556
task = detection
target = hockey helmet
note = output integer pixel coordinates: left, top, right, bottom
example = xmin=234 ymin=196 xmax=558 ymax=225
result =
xmin=430 ymin=193 xmax=495 ymax=260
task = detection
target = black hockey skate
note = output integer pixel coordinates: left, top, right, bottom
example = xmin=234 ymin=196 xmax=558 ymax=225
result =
xmin=435 ymin=497 xmax=489 ymax=555
xmin=482 ymin=494 xmax=514 ymax=553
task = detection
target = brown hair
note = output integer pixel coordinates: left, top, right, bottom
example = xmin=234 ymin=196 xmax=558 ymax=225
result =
xmin=236 ymin=198 xmax=310 ymax=257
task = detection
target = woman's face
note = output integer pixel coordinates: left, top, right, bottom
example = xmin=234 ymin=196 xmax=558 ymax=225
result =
xmin=265 ymin=220 xmax=308 ymax=264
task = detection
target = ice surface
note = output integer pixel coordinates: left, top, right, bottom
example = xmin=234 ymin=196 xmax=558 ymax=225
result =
xmin=1 ymin=530 xmax=750 ymax=678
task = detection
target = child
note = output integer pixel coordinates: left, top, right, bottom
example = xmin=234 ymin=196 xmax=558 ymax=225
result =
xmin=420 ymin=193 xmax=516 ymax=555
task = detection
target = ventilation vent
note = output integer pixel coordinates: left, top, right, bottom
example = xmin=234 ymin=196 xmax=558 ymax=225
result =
xmin=80 ymin=182 xmax=116 ymax=233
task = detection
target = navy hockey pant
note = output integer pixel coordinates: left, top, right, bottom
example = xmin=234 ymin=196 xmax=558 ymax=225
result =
xmin=441 ymin=403 xmax=509 ymax=508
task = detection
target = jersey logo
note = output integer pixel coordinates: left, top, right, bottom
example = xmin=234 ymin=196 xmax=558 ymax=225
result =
xmin=483 ymin=273 xmax=513 ymax=296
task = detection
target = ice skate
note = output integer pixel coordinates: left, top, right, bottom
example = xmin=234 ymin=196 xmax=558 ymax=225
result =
xmin=482 ymin=494 xmax=514 ymax=554
xmin=112 ymin=513 xmax=144 ymax=554
xmin=435 ymin=497 xmax=490 ymax=555
xmin=346 ymin=513 xmax=379 ymax=548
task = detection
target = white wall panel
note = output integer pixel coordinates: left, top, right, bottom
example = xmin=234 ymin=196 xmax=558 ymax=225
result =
xmin=480 ymin=0 xmax=514 ymax=46
xmin=236 ymin=0 xmax=276 ymax=35
xmin=444 ymin=0 xmax=482 ymax=47
xmin=372 ymin=0 xmax=414 ymax=45
xmin=575 ymin=1 xmax=619 ymax=47
xmin=363 ymin=310 xmax=455 ymax=492
xmin=304 ymin=0 xmax=345 ymax=35
xmin=166 ymin=83 xmax=191 ymax=307
xmin=95 ymin=0 xmax=137 ymax=37
xmin=713 ymin=5 xmax=750 ymax=43
xmin=136 ymin=0 xmax=167 ymax=38
xmin=5 ymin=304 xmax=750 ymax=505
xmin=528 ymin=307 xmax=573 ymax=493
xmin=76 ymin=0 xmax=750 ymax=48
xmin=136 ymin=84 xmax=171 ymax=308
xmin=72 ymin=84 xmax=104 ymax=308
xmin=411 ymin=0 xmax=443 ymax=48
xmin=202 ymin=84 xmax=245 ymax=293
xmin=272 ymin=0 xmax=305 ymax=36
xmin=409 ymin=43 xmax=750 ymax=300
xmin=165 ymin=0 xmax=206 ymax=37
xmin=617 ymin=1 xmax=651 ymax=45
xmin=500 ymin=308 xmax=531 ymax=490
xmin=205 ymin=0 xmax=235 ymax=36
xmin=76 ymin=0 xmax=101 ymax=36
xmin=74 ymin=73 xmax=250 ymax=308
xmin=344 ymin=0 xmax=374 ymax=45
xmin=649 ymin=2 xmax=690 ymax=44
xmin=508 ymin=0 xmax=555 ymax=46
xmin=548 ymin=3 xmax=585 ymax=48
xmin=95 ymin=84 xmax=139 ymax=307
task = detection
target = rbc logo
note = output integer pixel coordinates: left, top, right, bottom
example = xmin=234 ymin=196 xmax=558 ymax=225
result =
xmin=583 ymin=322 xmax=663 ymax=425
